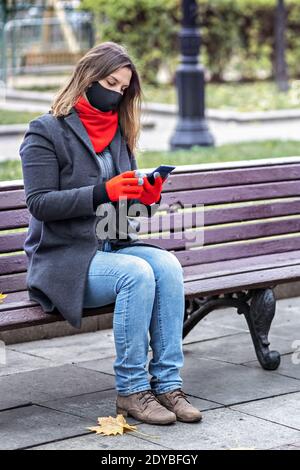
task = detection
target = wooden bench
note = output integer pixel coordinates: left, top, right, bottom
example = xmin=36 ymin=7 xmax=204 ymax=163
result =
xmin=2 ymin=156 xmax=300 ymax=371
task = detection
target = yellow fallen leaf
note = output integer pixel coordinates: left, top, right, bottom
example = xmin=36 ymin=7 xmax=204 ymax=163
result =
xmin=0 ymin=293 xmax=7 ymax=303
xmin=88 ymin=414 xmax=137 ymax=436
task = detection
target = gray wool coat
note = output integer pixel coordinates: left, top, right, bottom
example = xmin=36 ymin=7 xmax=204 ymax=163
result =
xmin=19 ymin=107 xmax=165 ymax=328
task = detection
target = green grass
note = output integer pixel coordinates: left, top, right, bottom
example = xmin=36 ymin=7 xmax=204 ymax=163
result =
xmin=135 ymin=140 xmax=300 ymax=169
xmin=2 ymin=140 xmax=300 ymax=181
xmin=0 ymin=109 xmax=41 ymax=125
xmin=143 ymin=80 xmax=300 ymax=112
xmin=16 ymin=79 xmax=300 ymax=113
xmin=0 ymin=160 xmax=23 ymax=181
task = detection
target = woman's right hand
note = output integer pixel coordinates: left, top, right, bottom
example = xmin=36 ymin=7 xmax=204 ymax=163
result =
xmin=105 ymin=170 xmax=144 ymax=202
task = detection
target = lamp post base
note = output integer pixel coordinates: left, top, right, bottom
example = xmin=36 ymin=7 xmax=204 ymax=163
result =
xmin=169 ymin=117 xmax=215 ymax=150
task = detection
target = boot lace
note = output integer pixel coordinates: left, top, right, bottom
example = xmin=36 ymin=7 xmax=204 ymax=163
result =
xmin=137 ymin=390 xmax=160 ymax=408
xmin=167 ymin=389 xmax=190 ymax=405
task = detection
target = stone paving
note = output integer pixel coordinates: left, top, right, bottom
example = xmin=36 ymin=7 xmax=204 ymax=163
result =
xmin=0 ymin=297 xmax=299 ymax=450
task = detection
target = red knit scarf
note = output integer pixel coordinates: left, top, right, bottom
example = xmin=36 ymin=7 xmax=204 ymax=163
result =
xmin=73 ymin=95 xmax=119 ymax=153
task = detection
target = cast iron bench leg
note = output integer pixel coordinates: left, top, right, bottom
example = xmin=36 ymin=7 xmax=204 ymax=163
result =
xmin=183 ymin=288 xmax=281 ymax=371
xmin=241 ymin=287 xmax=281 ymax=371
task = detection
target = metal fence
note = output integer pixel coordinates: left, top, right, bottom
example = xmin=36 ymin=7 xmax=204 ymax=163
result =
xmin=0 ymin=12 xmax=94 ymax=84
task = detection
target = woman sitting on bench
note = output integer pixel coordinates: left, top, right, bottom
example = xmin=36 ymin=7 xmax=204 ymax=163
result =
xmin=19 ymin=41 xmax=202 ymax=425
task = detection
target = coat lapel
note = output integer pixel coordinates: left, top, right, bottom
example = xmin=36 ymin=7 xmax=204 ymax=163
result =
xmin=64 ymin=107 xmax=123 ymax=174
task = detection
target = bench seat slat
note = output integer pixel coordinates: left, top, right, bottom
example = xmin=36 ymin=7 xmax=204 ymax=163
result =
xmin=0 ymin=290 xmax=38 ymax=311
xmin=0 ymin=303 xmax=116 ymax=331
xmin=184 ymin=264 xmax=300 ymax=298
xmin=0 ymin=272 xmax=27 ymax=293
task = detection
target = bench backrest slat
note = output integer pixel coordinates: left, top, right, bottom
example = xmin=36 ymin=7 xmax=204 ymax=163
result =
xmin=0 ymin=232 xmax=27 ymax=253
xmin=183 ymin=249 xmax=300 ymax=281
xmin=139 ymin=199 xmax=300 ymax=234
xmin=0 ymin=254 xmax=27 ymax=275
xmin=0 ymin=209 xmax=30 ymax=230
xmin=0 ymin=189 xmax=26 ymax=210
xmin=164 ymin=164 xmax=300 ymax=191
xmin=175 ymin=234 xmax=300 ymax=266
xmin=141 ymin=217 xmax=300 ymax=251
xmin=162 ymin=181 xmax=300 ymax=207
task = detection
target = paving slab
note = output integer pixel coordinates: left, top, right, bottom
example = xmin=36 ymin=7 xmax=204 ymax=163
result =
xmin=271 ymin=298 xmax=300 ymax=326
xmin=270 ymin=443 xmax=300 ymax=450
xmin=231 ymin=392 xmax=300 ymax=431
xmin=191 ymin=308 xmax=249 ymax=333
xmin=0 ymin=405 xmax=92 ymax=450
xmin=0 ymin=365 xmax=115 ymax=411
xmin=183 ymin=331 xmax=294 ymax=365
xmin=182 ymin=315 xmax=245 ymax=344
xmin=30 ymin=432 xmax=169 ymax=451
xmin=114 ymin=407 xmax=300 ymax=450
xmin=40 ymin=389 xmax=131 ymax=422
xmin=244 ymin=353 xmax=300 ymax=380
xmin=0 ymin=349 xmax=54 ymax=377
xmin=180 ymin=354 xmax=300 ymax=405
xmin=10 ymin=330 xmax=116 ymax=365
xmin=270 ymin=322 xmax=300 ymax=342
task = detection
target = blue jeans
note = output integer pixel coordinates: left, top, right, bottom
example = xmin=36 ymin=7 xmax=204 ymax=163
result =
xmin=83 ymin=240 xmax=185 ymax=396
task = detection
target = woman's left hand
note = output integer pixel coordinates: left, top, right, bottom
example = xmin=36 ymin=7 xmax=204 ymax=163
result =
xmin=139 ymin=173 xmax=165 ymax=205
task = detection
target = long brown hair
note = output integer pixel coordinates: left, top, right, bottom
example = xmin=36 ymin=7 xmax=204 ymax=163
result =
xmin=50 ymin=41 xmax=142 ymax=155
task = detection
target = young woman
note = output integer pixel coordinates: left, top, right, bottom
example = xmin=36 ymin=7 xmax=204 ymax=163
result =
xmin=19 ymin=41 xmax=202 ymax=425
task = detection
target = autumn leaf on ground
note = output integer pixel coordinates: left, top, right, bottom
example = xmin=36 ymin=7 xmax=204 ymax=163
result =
xmin=88 ymin=414 xmax=137 ymax=436
xmin=0 ymin=293 xmax=7 ymax=303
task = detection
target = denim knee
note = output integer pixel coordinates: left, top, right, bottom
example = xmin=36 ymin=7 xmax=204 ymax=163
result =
xmin=115 ymin=256 xmax=156 ymax=295
xmin=158 ymin=251 xmax=184 ymax=280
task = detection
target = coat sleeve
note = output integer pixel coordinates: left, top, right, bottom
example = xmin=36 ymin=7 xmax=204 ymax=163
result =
xmin=128 ymin=150 xmax=162 ymax=218
xmin=19 ymin=118 xmax=96 ymax=222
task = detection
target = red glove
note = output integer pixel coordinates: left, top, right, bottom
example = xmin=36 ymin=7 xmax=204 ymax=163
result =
xmin=139 ymin=174 xmax=165 ymax=205
xmin=105 ymin=171 xmax=143 ymax=202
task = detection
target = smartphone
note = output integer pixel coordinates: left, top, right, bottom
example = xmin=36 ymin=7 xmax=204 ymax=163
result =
xmin=147 ymin=165 xmax=176 ymax=185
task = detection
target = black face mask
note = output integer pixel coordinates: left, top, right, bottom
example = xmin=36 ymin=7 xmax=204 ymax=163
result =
xmin=86 ymin=81 xmax=123 ymax=112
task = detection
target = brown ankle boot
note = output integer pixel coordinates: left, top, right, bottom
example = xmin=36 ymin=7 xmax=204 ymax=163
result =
xmin=155 ymin=389 xmax=202 ymax=423
xmin=116 ymin=390 xmax=176 ymax=425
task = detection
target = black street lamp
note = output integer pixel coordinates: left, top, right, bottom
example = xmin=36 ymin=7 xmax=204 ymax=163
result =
xmin=275 ymin=0 xmax=289 ymax=92
xmin=169 ymin=0 xmax=214 ymax=150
